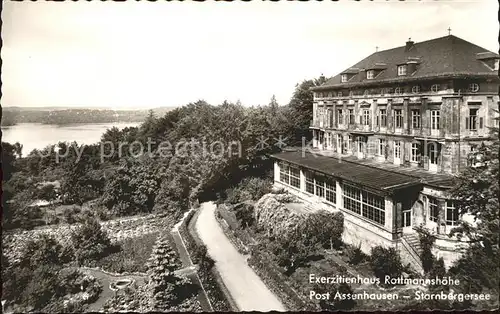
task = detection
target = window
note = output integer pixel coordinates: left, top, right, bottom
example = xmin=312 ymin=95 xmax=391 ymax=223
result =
xmin=366 ymin=70 xmax=375 ymax=79
xmin=325 ymin=181 xmax=336 ymax=204
xmin=379 ymin=109 xmax=387 ymax=127
xmin=347 ymin=135 xmax=353 ymax=151
xmin=337 ymin=109 xmax=344 ymax=125
xmin=279 ymin=162 xmax=290 ymax=185
xmin=469 ymin=83 xmax=479 ymax=93
xmin=362 ymin=109 xmax=370 ymax=125
xmin=411 ymin=143 xmax=420 ymax=162
xmin=430 ymin=110 xmax=440 ymax=130
xmin=305 ymin=171 xmax=315 ymax=194
xmin=394 ymin=141 xmax=401 ymax=158
xmin=398 ymin=65 xmax=407 ymax=76
xmin=348 ymin=109 xmax=354 ymax=124
xmin=394 ymin=87 xmax=402 ymax=95
xmin=411 ymin=109 xmax=421 ymax=128
xmin=342 ymin=184 xmax=385 ymax=225
xmin=445 ymin=201 xmax=459 ymax=226
xmin=378 ymin=139 xmax=386 ymax=156
xmin=495 ymin=59 xmax=499 ymax=71
xmin=349 ymin=91 xmax=354 ymax=97
xmin=279 ymin=162 xmax=300 ymax=188
xmin=290 ymin=167 xmax=300 ymax=188
xmin=428 ymin=143 xmax=439 ymax=164
xmin=361 ymin=191 xmax=385 ymax=226
xmin=315 ymin=177 xmax=325 ymax=197
xmin=429 ymin=197 xmax=439 ymax=222
xmin=357 ymin=136 xmax=366 ymax=152
xmin=341 ymin=74 xmax=348 ymax=83
xmin=364 ymin=90 xmax=369 ymax=96
xmin=411 ymin=85 xmax=421 ymax=93
xmin=305 ymin=171 xmax=335 ymax=201
xmin=343 ymin=185 xmax=361 ymax=215
xmin=338 ymin=91 xmax=343 ymax=97
xmin=467 ymin=108 xmax=478 ymax=131
xmin=431 ymin=84 xmax=440 ymax=92
xmin=394 ymin=109 xmax=403 ymax=128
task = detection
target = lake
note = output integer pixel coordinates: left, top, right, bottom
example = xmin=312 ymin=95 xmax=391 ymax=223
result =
xmin=2 ymin=122 xmax=141 ymax=156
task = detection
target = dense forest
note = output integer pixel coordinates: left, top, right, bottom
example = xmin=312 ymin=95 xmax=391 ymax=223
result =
xmin=0 ymin=107 xmax=176 ymax=126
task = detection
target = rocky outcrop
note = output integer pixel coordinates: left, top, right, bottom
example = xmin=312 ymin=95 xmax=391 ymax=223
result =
xmin=254 ymin=193 xmax=304 ymax=238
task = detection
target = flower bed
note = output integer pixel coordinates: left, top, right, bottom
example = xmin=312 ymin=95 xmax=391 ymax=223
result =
xmin=3 ymin=214 xmax=171 ymax=264
xmin=179 ymin=209 xmax=237 ymax=312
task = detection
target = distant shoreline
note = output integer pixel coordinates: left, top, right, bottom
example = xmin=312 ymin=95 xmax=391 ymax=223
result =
xmin=1 ymin=107 xmax=175 ymax=126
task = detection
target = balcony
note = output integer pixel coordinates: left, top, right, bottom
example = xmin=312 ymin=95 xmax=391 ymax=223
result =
xmin=310 ymin=118 xmax=332 ymax=129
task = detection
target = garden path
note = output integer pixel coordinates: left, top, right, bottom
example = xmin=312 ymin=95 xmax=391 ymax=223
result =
xmin=196 ymin=202 xmax=286 ymax=312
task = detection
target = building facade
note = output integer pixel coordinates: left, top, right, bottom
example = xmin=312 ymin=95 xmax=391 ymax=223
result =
xmin=272 ymin=35 xmax=499 ymax=270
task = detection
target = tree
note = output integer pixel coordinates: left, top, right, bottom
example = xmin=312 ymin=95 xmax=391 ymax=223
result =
xmin=1 ymin=141 xmax=21 ymax=181
xmin=447 ymin=126 xmax=499 ymax=308
xmin=288 ymin=75 xmax=328 ymax=144
xmin=71 ymin=216 xmax=113 ymax=264
xmin=20 ymin=234 xmax=65 ymax=269
xmin=146 ymin=236 xmax=195 ymax=311
xmin=418 ymin=228 xmax=437 ymax=274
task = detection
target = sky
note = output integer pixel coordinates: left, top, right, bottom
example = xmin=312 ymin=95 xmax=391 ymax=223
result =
xmin=1 ymin=0 xmax=498 ymax=109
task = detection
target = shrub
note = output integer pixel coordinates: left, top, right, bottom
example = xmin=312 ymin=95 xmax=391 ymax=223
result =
xmin=20 ymin=233 xmax=65 ymax=269
xmin=233 ymin=203 xmax=255 ymax=229
xmin=225 ymin=177 xmax=272 ymax=204
xmin=71 ymin=216 xmax=113 ymax=264
xmin=301 ymin=210 xmax=344 ymax=250
xmin=346 ymin=244 xmax=366 ymax=265
xmin=62 ymin=205 xmax=81 ymax=224
xmin=269 ymin=231 xmax=310 ymax=275
xmin=370 ymin=246 xmax=403 ymax=287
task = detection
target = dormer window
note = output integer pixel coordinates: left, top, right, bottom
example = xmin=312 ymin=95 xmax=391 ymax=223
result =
xmin=341 ymin=74 xmax=348 ymax=83
xmin=495 ymin=59 xmax=499 ymax=71
xmin=398 ymin=65 xmax=407 ymax=76
xmin=431 ymin=84 xmax=440 ymax=92
xmin=366 ymin=70 xmax=375 ymax=79
xmin=411 ymin=85 xmax=421 ymax=93
xmin=394 ymin=87 xmax=402 ymax=95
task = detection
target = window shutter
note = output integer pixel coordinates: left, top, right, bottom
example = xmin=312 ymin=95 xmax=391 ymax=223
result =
xmin=465 ymin=117 xmax=469 ymax=130
xmin=479 ymin=117 xmax=484 ymax=129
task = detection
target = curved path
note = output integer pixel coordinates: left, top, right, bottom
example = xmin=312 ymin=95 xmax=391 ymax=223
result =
xmin=196 ymin=202 xmax=285 ymax=312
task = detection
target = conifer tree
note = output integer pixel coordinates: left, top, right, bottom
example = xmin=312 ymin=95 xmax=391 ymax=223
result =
xmin=146 ymin=235 xmax=193 ymax=311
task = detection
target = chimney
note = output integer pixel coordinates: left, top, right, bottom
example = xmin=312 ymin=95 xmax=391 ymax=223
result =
xmin=405 ymin=38 xmax=414 ymax=52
